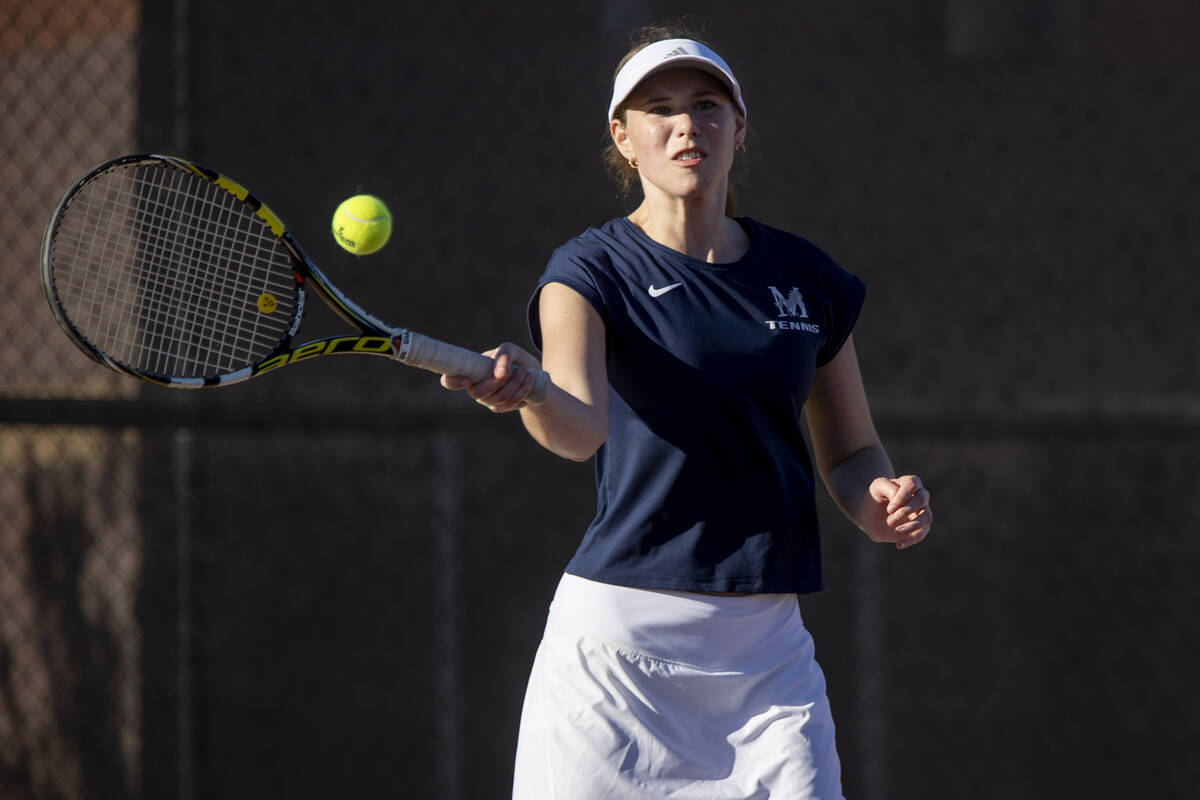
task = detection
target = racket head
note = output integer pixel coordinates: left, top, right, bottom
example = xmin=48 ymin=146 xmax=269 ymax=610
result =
xmin=41 ymin=154 xmax=306 ymax=386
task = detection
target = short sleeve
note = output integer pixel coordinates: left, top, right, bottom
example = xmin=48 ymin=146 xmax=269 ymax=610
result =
xmin=816 ymin=260 xmax=866 ymax=366
xmin=527 ymin=246 xmax=610 ymax=353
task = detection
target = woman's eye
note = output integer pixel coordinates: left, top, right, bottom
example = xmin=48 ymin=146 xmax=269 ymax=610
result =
xmin=649 ymin=105 xmax=671 ymax=115
xmin=695 ymin=100 xmax=717 ymax=110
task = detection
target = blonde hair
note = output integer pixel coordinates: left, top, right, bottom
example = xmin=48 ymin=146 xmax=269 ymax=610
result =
xmin=603 ymin=23 xmax=744 ymax=216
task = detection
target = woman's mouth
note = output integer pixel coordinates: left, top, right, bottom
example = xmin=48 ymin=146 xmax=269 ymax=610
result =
xmin=672 ymin=148 xmax=706 ymax=164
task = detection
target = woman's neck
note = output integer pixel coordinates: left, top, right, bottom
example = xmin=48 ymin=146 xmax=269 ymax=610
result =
xmin=627 ymin=192 xmax=748 ymax=264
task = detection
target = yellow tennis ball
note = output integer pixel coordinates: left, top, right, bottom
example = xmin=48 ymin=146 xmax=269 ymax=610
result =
xmin=331 ymin=194 xmax=392 ymax=255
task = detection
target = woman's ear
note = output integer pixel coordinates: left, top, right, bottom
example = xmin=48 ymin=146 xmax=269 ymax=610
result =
xmin=611 ymin=118 xmax=635 ymax=162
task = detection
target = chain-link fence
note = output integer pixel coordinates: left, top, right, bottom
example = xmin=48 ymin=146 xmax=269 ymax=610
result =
xmin=2 ymin=2 xmax=1199 ymax=799
xmin=3 ymin=3 xmax=141 ymax=797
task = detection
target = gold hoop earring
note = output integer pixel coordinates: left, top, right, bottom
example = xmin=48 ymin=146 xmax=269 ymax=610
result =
xmin=735 ymin=142 xmax=747 ymax=154
xmin=628 ymin=158 xmax=638 ymax=169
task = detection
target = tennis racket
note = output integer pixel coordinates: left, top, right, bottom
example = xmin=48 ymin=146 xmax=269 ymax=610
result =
xmin=40 ymin=153 xmax=550 ymax=402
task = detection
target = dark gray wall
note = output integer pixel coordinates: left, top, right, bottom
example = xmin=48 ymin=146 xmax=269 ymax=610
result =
xmin=131 ymin=1 xmax=1200 ymax=798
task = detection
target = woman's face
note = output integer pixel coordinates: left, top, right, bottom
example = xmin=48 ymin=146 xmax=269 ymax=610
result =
xmin=612 ymin=68 xmax=746 ymax=205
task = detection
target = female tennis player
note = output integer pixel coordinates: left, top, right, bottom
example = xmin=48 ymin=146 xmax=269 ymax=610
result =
xmin=441 ymin=23 xmax=932 ymax=800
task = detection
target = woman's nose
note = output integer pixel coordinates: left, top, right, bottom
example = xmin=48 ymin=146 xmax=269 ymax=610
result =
xmin=675 ymin=113 xmax=699 ymax=136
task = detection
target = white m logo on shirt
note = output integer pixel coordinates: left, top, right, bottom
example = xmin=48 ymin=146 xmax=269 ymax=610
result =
xmin=768 ymin=286 xmax=808 ymax=319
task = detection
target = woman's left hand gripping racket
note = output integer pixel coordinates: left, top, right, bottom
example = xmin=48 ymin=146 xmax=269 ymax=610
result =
xmin=40 ymin=153 xmax=549 ymax=402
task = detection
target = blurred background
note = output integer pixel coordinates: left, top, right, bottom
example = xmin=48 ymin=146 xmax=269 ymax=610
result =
xmin=1 ymin=1 xmax=1198 ymax=798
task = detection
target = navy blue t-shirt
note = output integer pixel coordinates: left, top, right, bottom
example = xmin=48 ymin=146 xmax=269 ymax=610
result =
xmin=528 ymin=217 xmax=865 ymax=594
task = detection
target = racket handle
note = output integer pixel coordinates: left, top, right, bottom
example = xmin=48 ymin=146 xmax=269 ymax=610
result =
xmin=400 ymin=331 xmax=550 ymax=405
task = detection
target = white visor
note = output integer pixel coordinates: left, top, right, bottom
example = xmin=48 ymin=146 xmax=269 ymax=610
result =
xmin=607 ymin=38 xmax=747 ymax=122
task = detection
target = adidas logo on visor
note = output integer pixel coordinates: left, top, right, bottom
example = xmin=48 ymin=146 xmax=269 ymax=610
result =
xmin=663 ymin=47 xmax=690 ymax=58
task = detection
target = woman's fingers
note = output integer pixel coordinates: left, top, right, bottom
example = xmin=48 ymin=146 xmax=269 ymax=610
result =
xmin=885 ymin=475 xmax=932 ymax=550
xmin=439 ymin=342 xmax=542 ymax=413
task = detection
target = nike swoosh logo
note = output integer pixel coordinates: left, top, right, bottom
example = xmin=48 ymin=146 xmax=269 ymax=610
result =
xmin=648 ymin=282 xmax=683 ymax=298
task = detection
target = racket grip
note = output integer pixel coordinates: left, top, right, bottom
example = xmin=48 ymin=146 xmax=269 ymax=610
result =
xmin=399 ymin=331 xmax=550 ymax=405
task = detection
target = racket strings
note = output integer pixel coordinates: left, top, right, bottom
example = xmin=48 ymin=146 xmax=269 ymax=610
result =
xmin=135 ymin=171 xmax=276 ymax=373
xmin=123 ymin=166 xmax=294 ymax=372
xmin=51 ymin=162 xmax=298 ymax=378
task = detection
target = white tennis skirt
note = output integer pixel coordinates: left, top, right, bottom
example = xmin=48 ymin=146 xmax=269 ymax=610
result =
xmin=512 ymin=574 xmax=844 ymax=800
